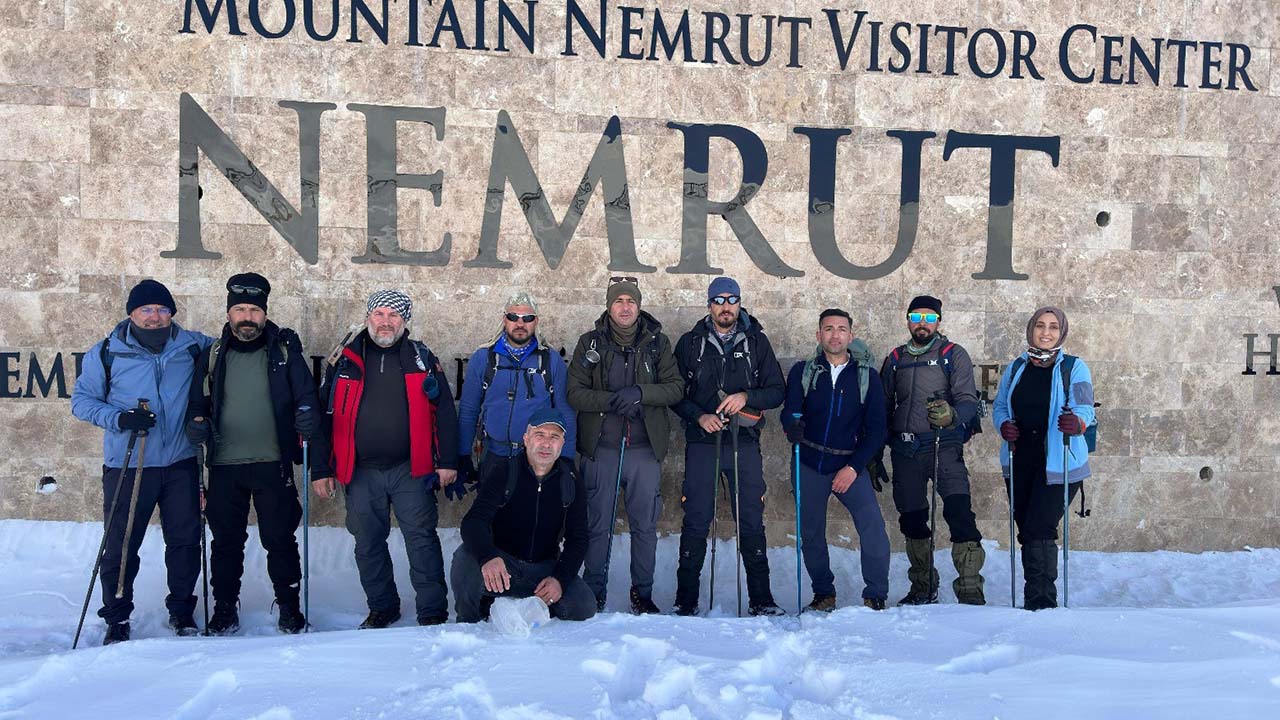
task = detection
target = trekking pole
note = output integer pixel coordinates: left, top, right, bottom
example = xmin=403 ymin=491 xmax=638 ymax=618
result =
xmin=197 ymin=445 xmax=209 ymax=634
xmin=301 ymin=436 xmax=311 ymax=631
xmin=600 ymin=420 xmax=630 ymax=607
xmin=709 ymin=426 xmax=722 ymax=613
xmin=731 ymin=415 xmax=743 ymax=618
xmin=72 ymin=403 xmax=144 ymax=649
xmin=1008 ymin=445 xmax=1016 ymax=608
xmin=927 ymin=392 xmax=944 ymax=603
xmin=116 ymin=399 xmax=151 ymax=600
xmin=1062 ymin=407 xmax=1072 ymax=608
xmin=791 ymin=412 xmax=803 ymax=617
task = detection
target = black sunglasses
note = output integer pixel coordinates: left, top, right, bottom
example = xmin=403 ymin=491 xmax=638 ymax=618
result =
xmin=609 ymin=276 xmax=639 ymax=285
xmin=505 ymin=312 xmax=537 ymax=323
xmin=228 ymin=284 xmax=266 ymax=296
xmin=710 ymin=295 xmax=740 ymax=306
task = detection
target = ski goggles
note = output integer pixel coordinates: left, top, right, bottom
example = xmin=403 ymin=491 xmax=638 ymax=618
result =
xmin=710 ymin=295 xmax=740 ymax=306
xmin=908 ymin=312 xmax=940 ymax=324
xmin=505 ymin=312 xmax=537 ymax=323
xmin=228 ymin=285 xmax=266 ymax=296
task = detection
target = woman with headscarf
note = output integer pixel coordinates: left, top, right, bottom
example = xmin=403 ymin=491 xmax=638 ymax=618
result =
xmin=991 ymin=307 xmax=1096 ymax=610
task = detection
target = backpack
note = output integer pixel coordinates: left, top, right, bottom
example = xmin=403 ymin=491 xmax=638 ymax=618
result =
xmin=201 ymin=330 xmax=296 ymax=398
xmin=479 ymin=344 xmax=557 ymax=407
xmin=99 ymin=330 xmax=200 ymax=395
xmin=1009 ymin=354 xmax=1098 ymax=453
xmin=885 ymin=341 xmax=984 ymax=441
xmin=497 ymin=457 xmax=576 ymax=509
xmin=683 ymin=328 xmax=760 ymax=390
xmin=799 ymin=338 xmax=875 ymax=405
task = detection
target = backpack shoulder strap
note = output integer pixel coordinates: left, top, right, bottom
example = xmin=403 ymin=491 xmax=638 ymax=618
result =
xmin=559 ymin=460 xmax=576 ymax=508
xmin=99 ymin=333 xmax=114 ymax=392
xmin=536 ymin=346 xmax=555 ymax=405
xmin=203 ymin=339 xmax=223 ymax=397
xmin=480 ymin=346 xmax=499 ymax=393
xmin=1059 ymin=354 xmax=1076 ymax=405
xmin=939 ymin=342 xmax=956 ymax=377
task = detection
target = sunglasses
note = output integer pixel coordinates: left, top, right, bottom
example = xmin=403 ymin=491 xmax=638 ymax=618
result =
xmin=710 ymin=295 xmax=740 ymax=306
xmin=229 ymin=285 xmax=266 ymax=296
xmin=505 ymin=312 xmax=537 ymax=323
xmin=908 ymin=312 xmax=940 ymax=323
xmin=609 ymin=276 xmax=639 ymax=285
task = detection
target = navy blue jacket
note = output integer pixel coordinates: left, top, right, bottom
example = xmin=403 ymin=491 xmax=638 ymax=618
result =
xmin=782 ymin=354 xmax=888 ymax=475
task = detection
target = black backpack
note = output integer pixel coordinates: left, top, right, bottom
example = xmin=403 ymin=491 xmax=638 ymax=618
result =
xmin=497 ymin=456 xmax=576 ymax=509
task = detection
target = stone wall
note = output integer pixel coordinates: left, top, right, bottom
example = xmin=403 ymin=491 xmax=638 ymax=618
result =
xmin=2 ymin=1 xmax=1278 ymax=551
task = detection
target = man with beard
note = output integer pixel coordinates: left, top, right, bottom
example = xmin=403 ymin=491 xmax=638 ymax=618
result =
xmin=781 ymin=309 xmax=890 ymax=611
xmin=71 ymin=279 xmax=214 ymax=644
xmin=567 ymin=278 xmax=682 ymax=614
xmin=184 ymin=273 xmax=326 ymax=634
xmin=313 ymin=290 xmax=459 ymax=628
xmin=456 ymin=291 xmax=575 ymax=489
xmin=671 ymin=277 xmax=786 ymax=617
xmin=880 ymin=295 xmax=986 ymax=605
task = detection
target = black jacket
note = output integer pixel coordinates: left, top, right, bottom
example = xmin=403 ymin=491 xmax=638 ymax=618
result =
xmin=186 ymin=321 xmax=327 ymax=478
xmin=460 ymin=456 xmax=588 ymax=586
xmin=673 ymin=311 xmax=786 ymax=444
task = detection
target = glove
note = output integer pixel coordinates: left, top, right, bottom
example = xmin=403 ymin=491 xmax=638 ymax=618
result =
xmin=444 ymin=478 xmax=472 ymax=502
xmin=1000 ymin=421 xmax=1020 ymax=442
xmin=1058 ymin=411 xmax=1086 ymax=436
xmin=867 ymin=454 xmax=889 ymax=493
xmin=294 ymin=406 xmax=320 ymax=440
xmin=422 ymin=374 xmax=440 ymax=401
xmin=457 ymin=455 xmax=478 ymax=485
xmin=785 ymin=419 xmax=805 ymax=445
xmin=608 ymin=386 xmax=642 ymax=415
xmin=926 ymin=398 xmax=955 ymax=429
xmin=185 ymin=417 xmax=212 ymax=445
xmin=118 ymin=407 xmax=156 ymax=433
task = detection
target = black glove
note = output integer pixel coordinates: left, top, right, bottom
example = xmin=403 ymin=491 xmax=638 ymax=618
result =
xmin=867 ymin=454 xmax=889 ymax=493
xmin=294 ymin=406 xmax=320 ymax=440
xmin=422 ymin=374 xmax=440 ymax=401
xmin=457 ymin=455 xmax=478 ymax=485
xmin=785 ymin=418 xmax=805 ymax=445
xmin=444 ymin=478 xmax=472 ymax=502
xmin=184 ymin=417 xmax=212 ymax=445
xmin=118 ymin=407 xmax=156 ymax=433
xmin=609 ymin=386 xmax=642 ymax=415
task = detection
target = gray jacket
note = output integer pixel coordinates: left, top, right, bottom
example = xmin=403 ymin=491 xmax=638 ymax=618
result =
xmin=879 ymin=336 xmax=979 ymax=436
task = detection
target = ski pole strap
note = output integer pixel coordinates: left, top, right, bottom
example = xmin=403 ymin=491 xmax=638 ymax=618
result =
xmin=798 ymin=438 xmax=856 ymax=456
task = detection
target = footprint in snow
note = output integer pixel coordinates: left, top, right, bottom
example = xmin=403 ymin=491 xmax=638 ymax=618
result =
xmin=936 ymin=644 xmax=1022 ymax=674
xmin=172 ymin=670 xmax=237 ymax=720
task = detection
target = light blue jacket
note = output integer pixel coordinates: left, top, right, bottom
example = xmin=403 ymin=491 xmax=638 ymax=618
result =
xmin=71 ymin=320 xmax=215 ymax=469
xmin=991 ymin=352 xmax=1095 ymax=485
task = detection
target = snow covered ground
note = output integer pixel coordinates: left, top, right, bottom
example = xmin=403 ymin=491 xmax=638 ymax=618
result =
xmin=1 ymin=519 xmax=1278 ymax=719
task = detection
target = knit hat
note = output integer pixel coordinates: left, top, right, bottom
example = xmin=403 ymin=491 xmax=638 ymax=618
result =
xmin=1027 ymin=306 xmax=1069 ymax=347
xmin=606 ymin=280 xmax=641 ymax=307
xmin=707 ymin=276 xmax=741 ymax=302
xmin=226 ymin=272 xmax=270 ymax=312
xmin=367 ymin=289 xmax=412 ymax=323
xmin=907 ymin=295 xmax=942 ymax=316
xmin=126 ymin=279 xmax=177 ymax=317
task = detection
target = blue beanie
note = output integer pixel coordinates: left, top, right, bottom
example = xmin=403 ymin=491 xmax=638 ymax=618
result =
xmin=707 ymin=277 xmax=741 ymax=301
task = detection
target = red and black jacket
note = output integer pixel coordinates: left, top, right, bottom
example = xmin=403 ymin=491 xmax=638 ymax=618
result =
xmin=321 ymin=331 xmax=458 ymax=485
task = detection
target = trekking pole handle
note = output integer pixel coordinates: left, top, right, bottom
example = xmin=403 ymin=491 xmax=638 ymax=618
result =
xmin=137 ymin=398 xmax=151 ymax=437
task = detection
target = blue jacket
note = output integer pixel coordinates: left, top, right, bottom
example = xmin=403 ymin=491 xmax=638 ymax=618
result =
xmin=991 ymin=352 xmax=1095 ymax=485
xmin=71 ymin=320 xmax=215 ymax=469
xmin=457 ymin=335 xmax=576 ymax=459
xmin=782 ymin=353 xmax=887 ymax=475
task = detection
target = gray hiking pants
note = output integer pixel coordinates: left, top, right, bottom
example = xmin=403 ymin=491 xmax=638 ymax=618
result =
xmin=581 ymin=444 xmax=662 ymax=604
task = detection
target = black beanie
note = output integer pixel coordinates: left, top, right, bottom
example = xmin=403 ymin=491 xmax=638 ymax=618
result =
xmin=907 ymin=295 xmax=942 ymax=316
xmin=226 ymin=272 xmax=270 ymax=312
xmin=126 ymin=279 xmax=177 ymax=317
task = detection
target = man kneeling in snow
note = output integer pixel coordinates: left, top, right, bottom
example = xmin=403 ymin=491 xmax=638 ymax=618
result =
xmin=452 ymin=408 xmax=596 ymax=623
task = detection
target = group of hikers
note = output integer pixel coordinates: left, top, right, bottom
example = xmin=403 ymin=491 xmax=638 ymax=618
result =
xmin=69 ymin=273 xmax=1097 ymax=645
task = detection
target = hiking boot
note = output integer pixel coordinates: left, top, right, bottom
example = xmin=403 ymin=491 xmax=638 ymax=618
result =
xmin=748 ymin=601 xmax=786 ymax=617
xmin=863 ymin=598 xmax=887 ymax=611
xmin=358 ymin=608 xmax=401 ymax=630
xmin=277 ymin=599 xmax=306 ymax=634
xmin=167 ymin=613 xmax=199 ymax=637
xmin=1023 ymin=540 xmax=1059 ymax=611
xmin=103 ymin=621 xmax=130 ymax=646
xmin=417 ymin=614 xmax=448 ymax=626
xmin=899 ymin=537 xmax=939 ymax=605
xmin=952 ymin=541 xmax=987 ymax=606
xmin=208 ymin=603 xmax=240 ymax=636
xmin=673 ymin=603 xmax=699 ymax=617
xmin=630 ymin=587 xmax=661 ymax=615
xmin=806 ymin=593 xmax=837 ymax=613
